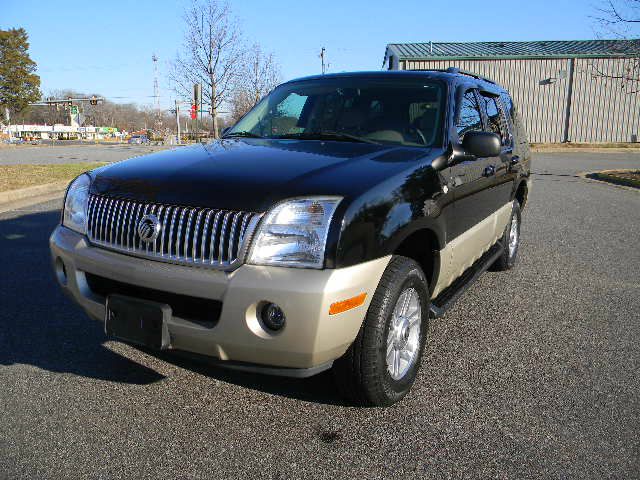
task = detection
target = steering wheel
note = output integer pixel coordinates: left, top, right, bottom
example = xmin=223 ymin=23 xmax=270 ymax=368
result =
xmin=407 ymin=126 xmax=427 ymax=145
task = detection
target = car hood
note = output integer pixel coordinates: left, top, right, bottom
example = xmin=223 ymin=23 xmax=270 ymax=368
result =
xmin=91 ymin=139 xmax=437 ymax=212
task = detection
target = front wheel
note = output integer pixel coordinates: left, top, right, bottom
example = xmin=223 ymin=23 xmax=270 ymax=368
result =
xmin=492 ymin=200 xmax=521 ymax=271
xmin=332 ymin=256 xmax=429 ymax=407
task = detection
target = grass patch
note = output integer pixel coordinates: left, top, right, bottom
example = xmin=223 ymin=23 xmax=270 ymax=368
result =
xmin=588 ymin=170 xmax=640 ymax=189
xmin=0 ymin=163 xmax=108 ymax=192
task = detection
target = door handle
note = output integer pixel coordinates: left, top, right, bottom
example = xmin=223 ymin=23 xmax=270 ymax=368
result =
xmin=483 ymin=165 xmax=496 ymax=177
xmin=510 ymin=155 xmax=520 ymax=166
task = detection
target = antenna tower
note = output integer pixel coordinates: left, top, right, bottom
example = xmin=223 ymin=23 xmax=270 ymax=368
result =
xmin=152 ymin=54 xmax=162 ymax=132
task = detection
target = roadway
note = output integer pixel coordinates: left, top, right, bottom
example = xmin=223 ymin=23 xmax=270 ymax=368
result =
xmin=1 ymin=151 xmax=638 ymax=479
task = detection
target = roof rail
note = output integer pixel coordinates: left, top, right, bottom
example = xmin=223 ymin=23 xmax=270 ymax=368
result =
xmin=408 ymin=67 xmax=497 ymax=84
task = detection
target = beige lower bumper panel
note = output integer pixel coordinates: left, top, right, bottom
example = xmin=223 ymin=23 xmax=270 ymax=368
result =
xmin=170 ymin=349 xmax=335 ymax=378
xmin=50 ymin=225 xmax=391 ymax=371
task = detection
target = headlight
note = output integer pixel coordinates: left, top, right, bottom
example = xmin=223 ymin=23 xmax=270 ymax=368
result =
xmin=248 ymin=197 xmax=342 ymax=269
xmin=62 ymin=174 xmax=91 ymax=234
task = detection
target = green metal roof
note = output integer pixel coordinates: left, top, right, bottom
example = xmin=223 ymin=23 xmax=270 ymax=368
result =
xmin=386 ymin=40 xmax=640 ymax=60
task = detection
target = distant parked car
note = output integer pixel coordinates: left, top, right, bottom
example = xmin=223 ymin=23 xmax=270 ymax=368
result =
xmin=128 ymin=135 xmax=150 ymax=145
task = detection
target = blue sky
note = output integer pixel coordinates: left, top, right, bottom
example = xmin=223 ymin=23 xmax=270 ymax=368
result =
xmin=3 ymin=0 xmax=604 ymax=109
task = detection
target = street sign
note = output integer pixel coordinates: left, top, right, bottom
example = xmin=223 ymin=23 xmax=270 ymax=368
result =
xmin=190 ymin=104 xmax=197 ymax=120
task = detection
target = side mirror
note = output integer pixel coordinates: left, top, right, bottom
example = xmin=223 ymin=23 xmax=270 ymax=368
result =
xmin=461 ymin=131 xmax=501 ymax=158
xmin=432 ymin=132 xmax=502 ymax=171
xmin=432 ymin=143 xmax=473 ymax=171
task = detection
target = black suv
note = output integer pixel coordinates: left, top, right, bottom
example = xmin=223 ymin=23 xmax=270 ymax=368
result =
xmin=50 ymin=69 xmax=531 ymax=406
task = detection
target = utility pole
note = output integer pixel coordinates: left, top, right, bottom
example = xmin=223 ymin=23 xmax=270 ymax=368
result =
xmin=208 ymin=23 xmax=218 ymax=139
xmin=320 ymin=47 xmax=326 ymax=74
xmin=175 ymin=99 xmax=181 ymax=145
xmin=152 ymin=54 xmax=162 ymax=135
xmin=194 ymin=83 xmax=202 ymax=143
xmin=4 ymin=108 xmax=11 ymax=142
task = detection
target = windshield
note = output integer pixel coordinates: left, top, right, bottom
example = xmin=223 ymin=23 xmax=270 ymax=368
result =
xmin=227 ymin=77 xmax=445 ymax=147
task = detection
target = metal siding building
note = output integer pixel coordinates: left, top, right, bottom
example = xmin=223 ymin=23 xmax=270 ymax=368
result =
xmin=384 ymin=40 xmax=640 ymax=143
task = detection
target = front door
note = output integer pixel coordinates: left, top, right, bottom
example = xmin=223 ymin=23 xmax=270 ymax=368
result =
xmin=447 ymin=89 xmax=497 ymax=279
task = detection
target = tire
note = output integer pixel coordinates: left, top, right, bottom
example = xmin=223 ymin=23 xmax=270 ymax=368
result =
xmin=332 ymin=256 xmax=430 ymax=407
xmin=491 ymin=200 xmax=521 ymax=271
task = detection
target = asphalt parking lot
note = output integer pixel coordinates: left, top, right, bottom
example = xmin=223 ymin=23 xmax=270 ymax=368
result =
xmin=0 ymin=143 xmax=175 ymax=165
xmin=1 ymin=151 xmax=639 ymax=479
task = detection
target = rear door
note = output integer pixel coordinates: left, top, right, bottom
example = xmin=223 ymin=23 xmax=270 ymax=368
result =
xmin=479 ymin=92 xmax=515 ymax=211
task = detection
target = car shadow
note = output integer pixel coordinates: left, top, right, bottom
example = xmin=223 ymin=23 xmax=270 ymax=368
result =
xmin=0 ymin=208 xmax=346 ymax=405
xmin=0 ymin=209 xmax=165 ymax=385
xmin=146 ymin=348 xmax=346 ymax=406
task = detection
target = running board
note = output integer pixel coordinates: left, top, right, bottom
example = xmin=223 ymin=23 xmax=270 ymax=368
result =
xmin=429 ymin=242 xmax=504 ymax=319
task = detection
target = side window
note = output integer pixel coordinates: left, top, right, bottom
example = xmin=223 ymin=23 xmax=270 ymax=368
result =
xmin=496 ymin=96 xmax=514 ymax=146
xmin=481 ymin=94 xmax=510 ymax=145
xmin=500 ymin=92 xmax=513 ymax=120
xmin=456 ymin=90 xmax=483 ymax=140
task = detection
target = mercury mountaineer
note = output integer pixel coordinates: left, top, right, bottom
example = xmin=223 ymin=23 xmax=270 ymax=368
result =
xmin=50 ymin=69 xmax=531 ymax=406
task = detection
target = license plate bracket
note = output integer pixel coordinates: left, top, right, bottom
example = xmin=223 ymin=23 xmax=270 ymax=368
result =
xmin=105 ymin=294 xmax=171 ymax=350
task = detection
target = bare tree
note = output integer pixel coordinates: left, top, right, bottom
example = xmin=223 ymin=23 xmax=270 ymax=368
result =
xmin=592 ymin=0 xmax=640 ymax=93
xmin=169 ymin=0 xmax=244 ymax=137
xmin=229 ymin=44 xmax=281 ymax=123
xmin=243 ymin=44 xmax=281 ymax=107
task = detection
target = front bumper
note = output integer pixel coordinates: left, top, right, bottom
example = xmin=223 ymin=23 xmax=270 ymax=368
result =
xmin=50 ymin=226 xmax=390 ymax=374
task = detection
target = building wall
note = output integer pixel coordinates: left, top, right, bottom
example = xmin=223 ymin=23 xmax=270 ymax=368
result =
xmin=570 ymin=57 xmax=639 ymax=143
xmin=400 ymin=57 xmax=640 ymax=143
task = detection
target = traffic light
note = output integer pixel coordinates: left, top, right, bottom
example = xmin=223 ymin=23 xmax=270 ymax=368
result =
xmin=190 ymin=104 xmax=197 ymax=120
xmin=194 ymin=84 xmax=202 ymax=107
xmin=90 ymin=96 xmax=98 ymax=106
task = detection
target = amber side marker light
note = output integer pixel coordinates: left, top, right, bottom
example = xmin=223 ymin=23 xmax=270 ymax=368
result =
xmin=329 ymin=293 xmax=367 ymax=315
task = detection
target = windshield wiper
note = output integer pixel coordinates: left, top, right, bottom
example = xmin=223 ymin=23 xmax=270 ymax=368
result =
xmin=222 ymin=131 xmax=263 ymax=139
xmin=275 ymin=131 xmax=380 ymax=145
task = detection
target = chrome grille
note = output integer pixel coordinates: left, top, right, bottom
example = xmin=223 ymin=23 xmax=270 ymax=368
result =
xmin=86 ymin=195 xmax=261 ymax=270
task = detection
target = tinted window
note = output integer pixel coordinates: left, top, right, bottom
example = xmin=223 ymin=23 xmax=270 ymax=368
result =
xmin=229 ymin=78 xmax=445 ymax=147
xmin=481 ymin=94 xmax=509 ymax=145
xmin=511 ymin=105 xmax=531 ymax=159
xmin=456 ymin=90 xmax=482 ymax=139
xmin=500 ymin=92 xmax=513 ymax=119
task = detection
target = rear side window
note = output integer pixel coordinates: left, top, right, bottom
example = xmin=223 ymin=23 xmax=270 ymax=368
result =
xmin=456 ymin=90 xmax=483 ymax=139
xmin=500 ymin=93 xmax=513 ymax=119
xmin=511 ymin=105 xmax=531 ymax=159
xmin=481 ymin=93 xmax=510 ymax=145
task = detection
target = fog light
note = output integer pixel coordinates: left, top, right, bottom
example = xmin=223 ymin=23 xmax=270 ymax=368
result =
xmin=260 ymin=302 xmax=286 ymax=331
xmin=55 ymin=257 xmax=68 ymax=286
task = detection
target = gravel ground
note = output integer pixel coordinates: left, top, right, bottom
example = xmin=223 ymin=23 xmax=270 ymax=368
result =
xmin=1 ymin=152 xmax=639 ymax=479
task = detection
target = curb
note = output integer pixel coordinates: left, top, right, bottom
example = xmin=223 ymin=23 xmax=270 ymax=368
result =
xmin=532 ymin=148 xmax=640 ymax=153
xmin=0 ymin=181 xmax=68 ymax=205
xmin=577 ymin=170 xmax=640 ymax=193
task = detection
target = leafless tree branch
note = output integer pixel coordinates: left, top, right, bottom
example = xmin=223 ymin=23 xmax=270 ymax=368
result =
xmin=169 ymin=0 xmax=245 ymax=136
xmin=229 ymin=44 xmax=281 ymax=122
xmin=590 ymin=0 xmax=640 ymax=92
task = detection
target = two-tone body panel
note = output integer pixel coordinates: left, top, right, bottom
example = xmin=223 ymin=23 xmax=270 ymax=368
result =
xmin=50 ymin=70 xmax=531 ymax=375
